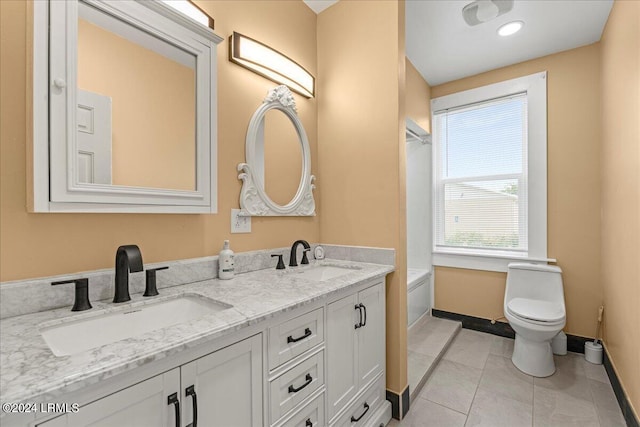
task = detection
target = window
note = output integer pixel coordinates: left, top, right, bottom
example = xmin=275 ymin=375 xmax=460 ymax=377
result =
xmin=431 ymin=72 xmax=551 ymax=272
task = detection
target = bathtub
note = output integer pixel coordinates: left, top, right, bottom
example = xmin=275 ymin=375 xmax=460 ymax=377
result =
xmin=407 ymin=268 xmax=432 ymax=327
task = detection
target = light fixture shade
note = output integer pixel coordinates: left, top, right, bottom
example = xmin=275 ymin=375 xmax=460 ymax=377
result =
xmin=162 ymin=0 xmax=214 ymax=29
xmin=229 ymin=32 xmax=315 ymax=98
xmin=462 ymin=0 xmax=513 ymax=26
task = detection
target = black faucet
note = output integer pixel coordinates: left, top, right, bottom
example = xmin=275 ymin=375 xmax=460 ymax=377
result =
xmin=51 ymin=278 xmax=92 ymax=311
xmin=289 ymin=240 xmax=311 ymax=267
xmin=114 ymin=245 xmax=143 ymax=303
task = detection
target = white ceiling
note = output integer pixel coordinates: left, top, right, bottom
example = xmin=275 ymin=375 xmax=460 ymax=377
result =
xmin=303 ymin=0 xmax=338 ymax=14
xmin=406 ymin=0 xmax=613 ymax=86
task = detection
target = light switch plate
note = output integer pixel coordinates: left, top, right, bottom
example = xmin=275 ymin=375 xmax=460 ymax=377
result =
xmin=231 ymin=209 xmax=251 ymax=233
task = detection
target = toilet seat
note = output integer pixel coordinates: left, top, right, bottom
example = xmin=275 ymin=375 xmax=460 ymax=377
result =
xmin=507 ymin=298 xmax=565 ymax=325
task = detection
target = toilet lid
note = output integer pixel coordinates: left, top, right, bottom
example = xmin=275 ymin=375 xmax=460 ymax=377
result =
xmin=507 ymin=298 xmax=565 ymax=323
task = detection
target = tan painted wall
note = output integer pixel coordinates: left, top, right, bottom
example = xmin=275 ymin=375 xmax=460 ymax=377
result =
xmin=405 ymin=58 xmax=431 ymax=133
xmin=0 ymin=0 xmax=319 ymax=281
xmin=264 ymin=109 xmax=303 ymax=206
xmin=78 ymin=19 xmax=196 ymax=190
xmin=317 ymin=0 xmax=408 ymax=394
xmin=432 ymin=44 xmax=603 ymax=337
xmin=600 ymin=0 xmax=640 ymax=416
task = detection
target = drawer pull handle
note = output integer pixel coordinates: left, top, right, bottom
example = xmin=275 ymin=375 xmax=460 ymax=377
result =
xmin=288 ymin=373 xmax=313 ymax=393
xmin=305 ymin=418 xmax=313 ymax=427
xmin=287 ymin=327 xmax=312 ymax=343
xmin=350 ymin=402 xmax=370 ymax=423
xmin=185 ymin=385 xmax=198 ymax=427
xmin=167 ymin=392 xmax=180 ymax=427
xmin=355 ymin=304 xmax=363 ymax=329
xmin=361 ymin=303 xmax=367 ymax=327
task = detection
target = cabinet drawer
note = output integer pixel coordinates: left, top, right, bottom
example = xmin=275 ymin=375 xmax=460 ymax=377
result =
xmin=270 ymin=351 xmax=324 ymax=424
xmin=330 ymin=374 xmax=384 ymax=427
xmin=276 ymin=392 xmax=325 ymax=427
xmin=269 ymin=307 xmax=324 ymax=370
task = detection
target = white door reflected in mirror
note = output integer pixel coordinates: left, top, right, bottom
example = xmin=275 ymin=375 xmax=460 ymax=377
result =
xmin=77 ymin=90 xmax=112 ymax=185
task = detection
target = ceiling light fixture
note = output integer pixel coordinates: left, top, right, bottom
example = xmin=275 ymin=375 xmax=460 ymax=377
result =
xmin=162 ymin=0 xmax=214 ymax=29
xmin=498 ymin=21 xmax=524 ymax=36
xmin=229 ymin=32 xmax=315 ymax=98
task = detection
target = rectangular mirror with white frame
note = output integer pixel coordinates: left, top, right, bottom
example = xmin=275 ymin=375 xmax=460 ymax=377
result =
xmin=29 ymin=0 xmax=222 ymax=213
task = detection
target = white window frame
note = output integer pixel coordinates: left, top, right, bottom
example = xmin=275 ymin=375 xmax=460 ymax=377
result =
xmin=431 ymin=72 xmax=554 ymax=272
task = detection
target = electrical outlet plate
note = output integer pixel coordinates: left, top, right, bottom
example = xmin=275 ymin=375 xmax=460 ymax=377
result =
xmin=231 ymin=209 xmax=251 ymax=233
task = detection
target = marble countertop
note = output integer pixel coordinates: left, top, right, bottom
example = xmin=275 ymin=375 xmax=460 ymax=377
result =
xmin=0 ymin=259 xmax=393 ymax=407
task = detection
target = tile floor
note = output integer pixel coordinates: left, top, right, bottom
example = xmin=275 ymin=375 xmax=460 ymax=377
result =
xmin=408 ymin=315 xmax=462 ymax=400
xmin=394 ymin=328 xmax=627 ymax=427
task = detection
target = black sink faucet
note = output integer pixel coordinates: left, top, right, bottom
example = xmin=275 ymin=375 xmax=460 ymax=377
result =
xmin=289 ymin=240 xmax=311 ymax=267
xmin=114 ymin=245 xmax=143 ymax=303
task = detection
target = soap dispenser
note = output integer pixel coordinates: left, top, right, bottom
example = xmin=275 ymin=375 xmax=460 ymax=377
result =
xmin=218 ymin=240 xmax=235 ymax=280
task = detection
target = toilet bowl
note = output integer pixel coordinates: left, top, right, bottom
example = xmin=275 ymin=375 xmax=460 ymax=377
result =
xmin=504 ymin=263 xmax=565 ymax=377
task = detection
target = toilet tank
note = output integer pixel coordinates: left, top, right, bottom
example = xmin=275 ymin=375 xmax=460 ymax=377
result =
xmin=505 ymin=263 xmax=565 ymax=305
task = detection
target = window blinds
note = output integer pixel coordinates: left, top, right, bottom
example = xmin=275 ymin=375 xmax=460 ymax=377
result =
xmin=434 ymin=94 xmax=528 ymax=253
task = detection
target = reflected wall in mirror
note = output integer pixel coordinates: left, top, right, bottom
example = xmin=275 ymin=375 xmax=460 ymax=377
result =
xmin=263 ymin=109 xmax=302 ymax=206
xmin=77 ymin=4 xmax=196 ymax=190
xmin=238 ymin=85 xmax=316 ymax=216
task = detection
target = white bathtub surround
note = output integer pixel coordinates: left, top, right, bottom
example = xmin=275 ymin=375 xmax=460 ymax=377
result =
xmin=0 ymin=244 xmax=395 ymax=319
xmin=0 ymin=258 xmax=393 ymax=410
xmin=408 ymin=268 xmax=432 ymax=327
xmin=407 ymin=268 xmax=431 ymax=286
xmin=405 ymin=119 xmax=433 ymax=330
xmin=405 ymin=121 xmax=432 ymax=272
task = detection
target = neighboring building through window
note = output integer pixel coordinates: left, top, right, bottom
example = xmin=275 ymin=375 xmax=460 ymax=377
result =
xmin=431 ymin=72 xmax=550 ymax=272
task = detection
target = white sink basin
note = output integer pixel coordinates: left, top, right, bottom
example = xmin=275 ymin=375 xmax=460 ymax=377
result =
xmin=294 ymin=265 xmax=361 ymax=281
xmin=41 ymin=295 xmax=231 ymax=356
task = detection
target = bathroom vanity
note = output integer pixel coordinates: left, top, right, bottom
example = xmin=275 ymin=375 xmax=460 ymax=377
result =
xmin=0 ymin=259 xmax=393 ymax=427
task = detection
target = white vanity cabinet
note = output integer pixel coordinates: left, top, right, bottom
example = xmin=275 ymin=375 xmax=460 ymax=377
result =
xmin=37 ymin=369 xmax=181 ymax=427
xmin=327 ymin=281 xmax=385 ymax=424
xmin=180 ymin=334 xmax=263 ymax=427
xmin=25 ymin=275 xmax=390 ymax=427
xmin=37 ymin=335 xmax=263 ymax=427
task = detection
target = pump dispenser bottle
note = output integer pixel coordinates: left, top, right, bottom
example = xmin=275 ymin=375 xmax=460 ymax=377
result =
xmin=218 ymin=240 xmax=235 ymax=279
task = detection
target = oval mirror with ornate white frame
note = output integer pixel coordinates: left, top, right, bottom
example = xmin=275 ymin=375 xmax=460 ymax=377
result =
xmin=238 ymin=86 xmax=316 ymax=216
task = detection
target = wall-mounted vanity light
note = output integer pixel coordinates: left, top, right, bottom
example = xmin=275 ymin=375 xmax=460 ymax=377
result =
xmin=229 ymin=32 xmax=315 ymax=98
xmin=162 ymin=0 xmax=214 ymax=29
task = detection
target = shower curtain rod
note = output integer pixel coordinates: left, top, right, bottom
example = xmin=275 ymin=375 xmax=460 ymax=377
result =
xmin=406 ymin=127 xmax=431 ymax=144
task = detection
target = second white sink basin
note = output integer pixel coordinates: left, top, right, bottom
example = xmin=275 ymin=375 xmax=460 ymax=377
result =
xmin=294 ymin=265 xmax=361 ymax=281
xmin=41 ymin=295 xmax=231 ymax=357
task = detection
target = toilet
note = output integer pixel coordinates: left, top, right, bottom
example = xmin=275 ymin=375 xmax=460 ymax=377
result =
xmin=504 ymin=263 xmax=566 ymax=377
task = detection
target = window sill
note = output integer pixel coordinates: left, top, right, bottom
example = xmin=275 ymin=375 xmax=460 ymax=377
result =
xmin=433 ymin=250 xmax=556 ymax=273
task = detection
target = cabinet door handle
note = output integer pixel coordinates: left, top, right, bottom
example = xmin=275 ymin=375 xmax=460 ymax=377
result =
xmin=361 ymin=303 xmax=367 ymax=327
xmin=305 ymin=418 xmax=313 ymax=427
xmin=350 ymin=402 xmax=370 ymax=423
xmin=167 ymin=392 xmax=180 ymax=427
xmin=354 ymin=304 xmax=363 ymax=329
xmin=287 ymin=327 xmax=312 ymax=343
xmin=185 ymin=385 xmax=198 ymax=427
xmin=288 ymin=373 xmax=313 ymax=393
